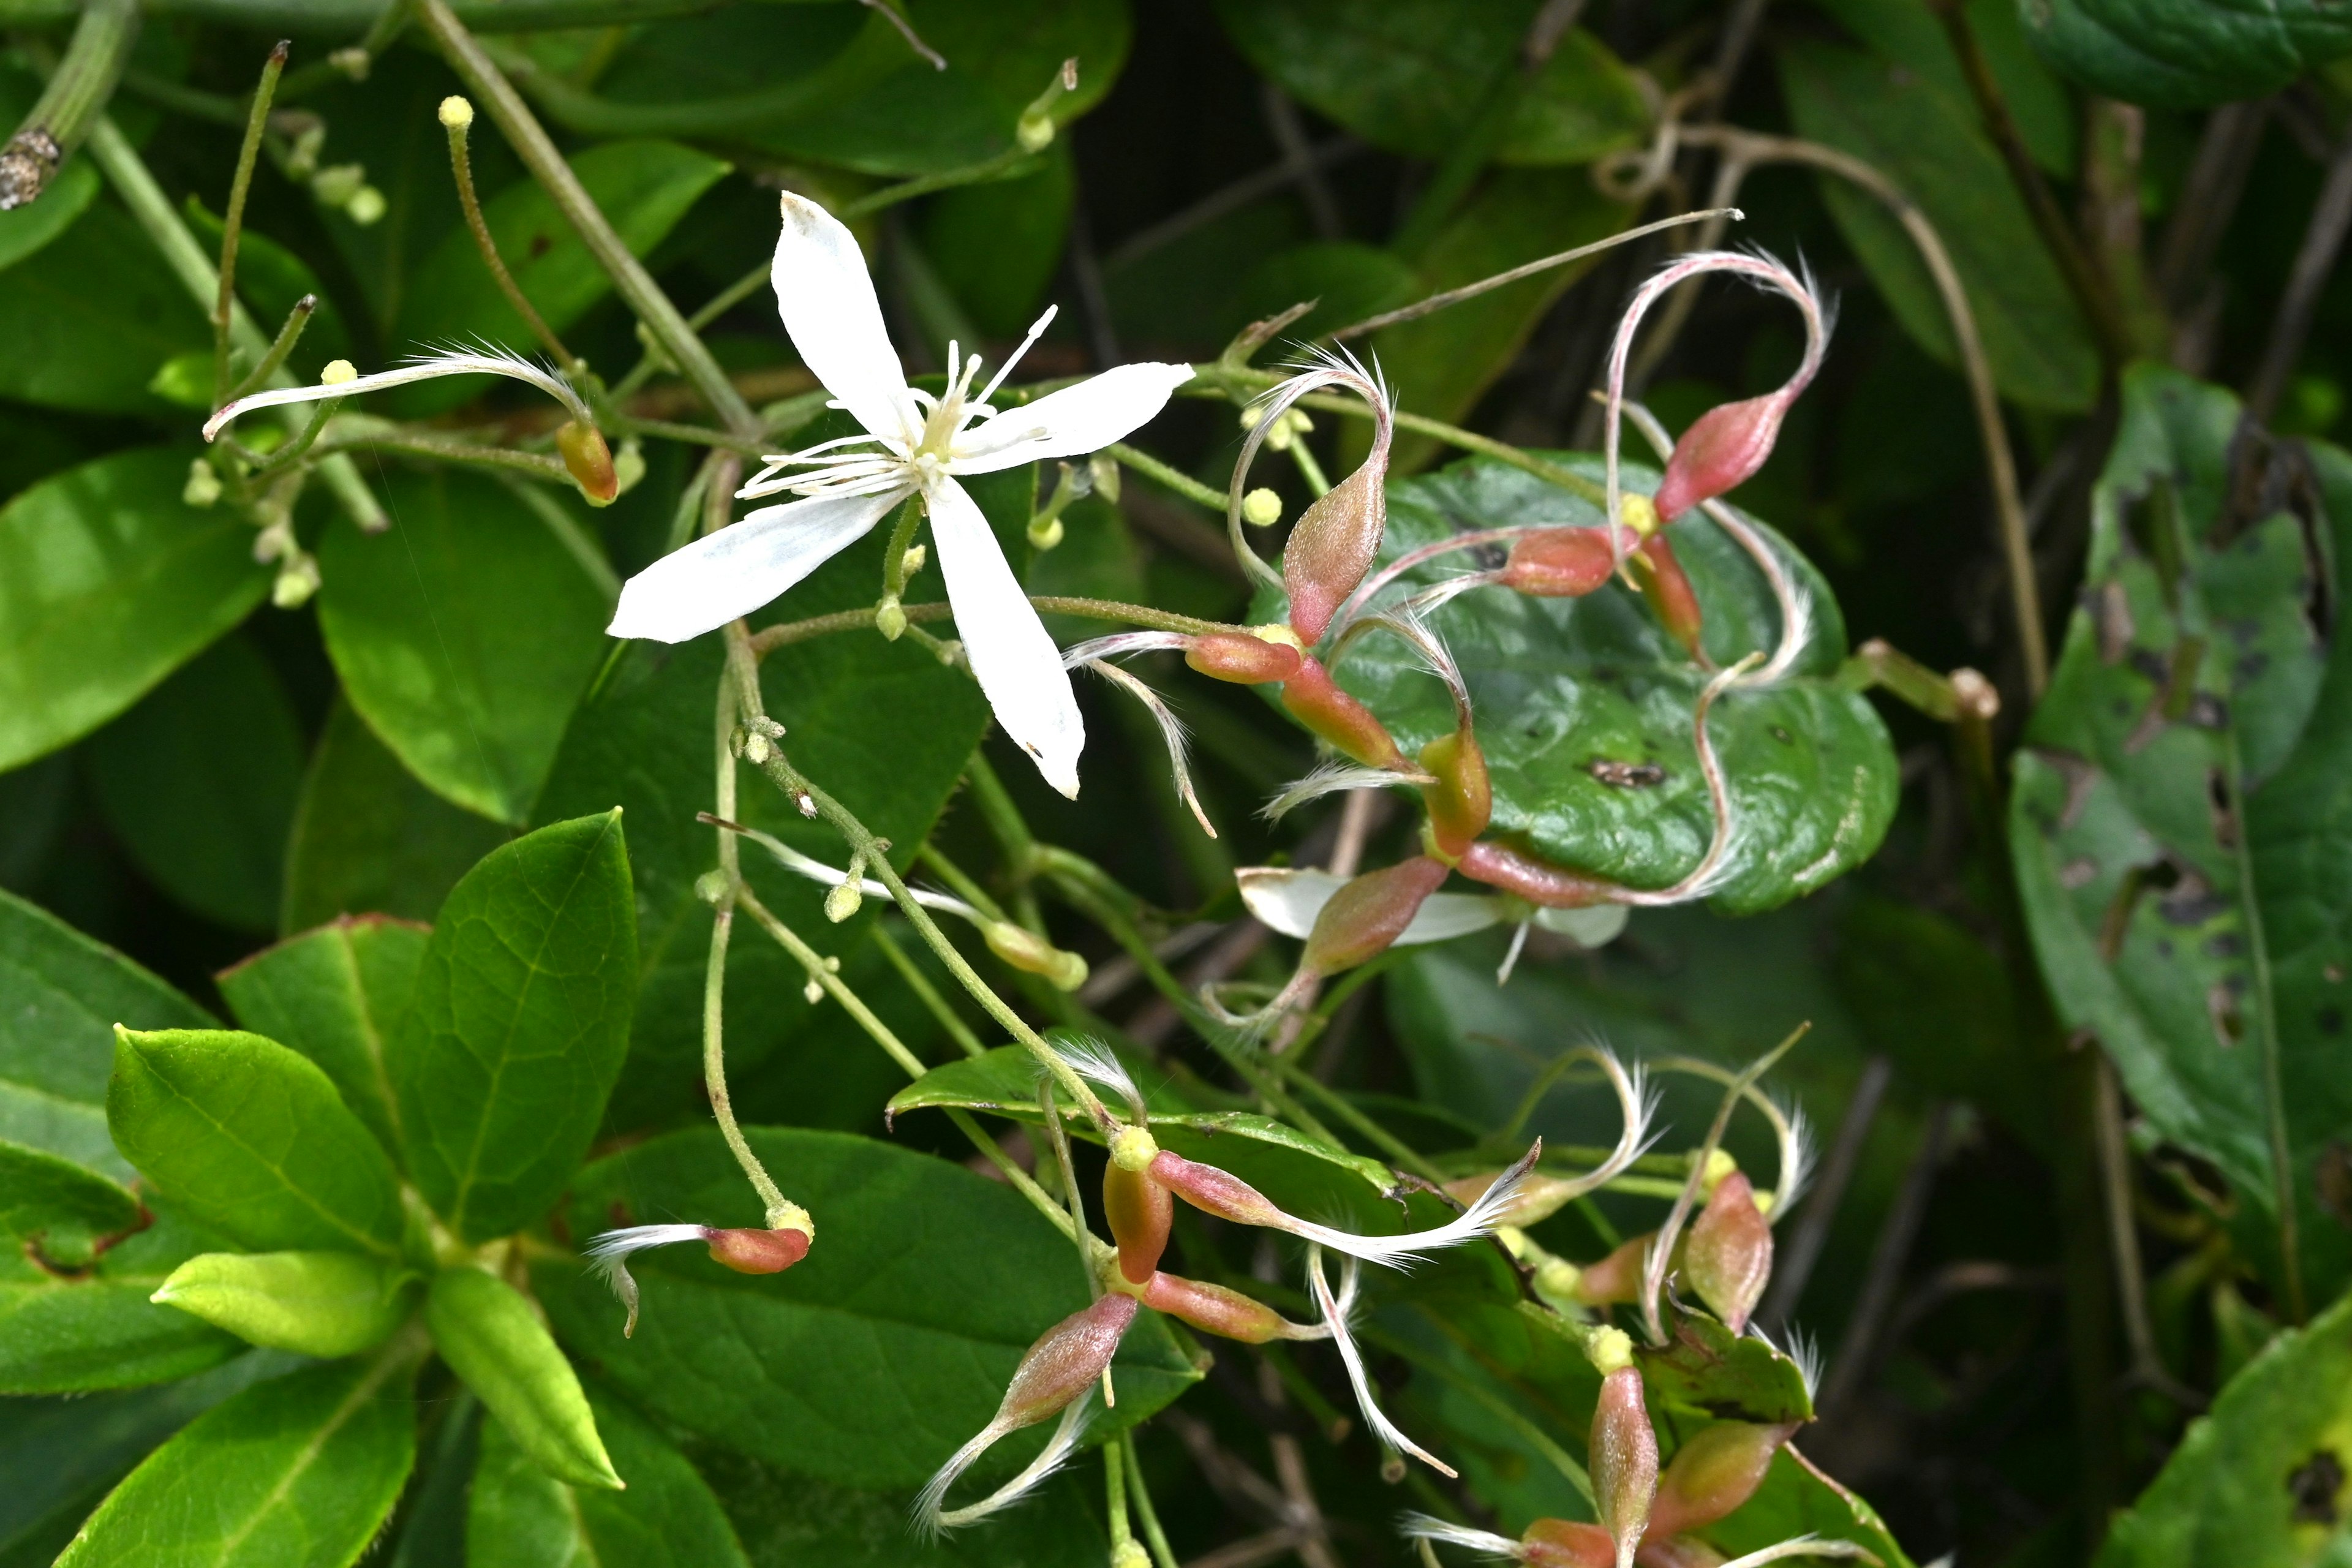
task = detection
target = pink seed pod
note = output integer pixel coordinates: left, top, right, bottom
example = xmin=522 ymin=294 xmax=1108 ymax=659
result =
xmin=1148 ymin=1150 xmax=1287 ymax=1230
xmin=1632 ymin=533 xmax=1705 ymax=658
xmin=1455 ymin=839 xmax=1625 ymax=909
xmin=1572 ymin=1234 xmax=1654 ymax=1307
xmin=705 ymin=1226 xmax=813 ymax=1276
xmin=1102 ymin=1161 xmax=1173 ymax=1284
xmin=556 ymin=420 xmax=618 ymax=504
xmin=1684 ymin=1170 xmax=1773 ymax=1333
xmin=998 ymin=1294 xmax=1140 ymax=1430
xmin=1285 ymin=458 xmax=1388 ymax=644
xmin=1645 ymin=1420 xmax=1798 ymax=1539
xmin=1280 ymin=655 xmax=1407 ymax=769
xmin=1302 ymin=856 xmax=1452 ymax=978
xmin=1417 ymin=731 xmax=1491 ymax=861
xmin=1185 ymin=631 xmax=1303 ymax=685
xmin=1502 ymin=527 xmax=1620 ymax=598
xmin=1520 ymin=1518 xmax=1618 ymax=1568
xmin=1140 ymin=1272 xmax=1292 ymax=1343
xmin=1652 ymin=393 xmax=1789 ymax=524
xmin=1591 ymin=1366 xmax=1660 ymax=1568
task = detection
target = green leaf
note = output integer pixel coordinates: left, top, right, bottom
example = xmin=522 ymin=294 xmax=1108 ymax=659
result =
xmin=217 ymin=916 xmax=428 ymax=1161
xmin=86 ymin=633 xmax=304 ymax=933
xmin=427 ymin=1267 xmax=620 ymax=1491
xmin=1688 ymin=1445 xmax=1915 ymax=1568
xmin=154 ymin=1251 xmax=418 ymax=1359
xmin=0 ymin=1281 xmax=240 ymax=1396
xmin=0 ymin=1139 xmax=141 ymax=1262
xmin=1237 ymin=241 xmax=1421 ymax=344
xmin=1779 ymin=39 xmax=2098 ymax=413
xmin=55 ymin=1355 xmax=420 ymax=1568
xmin=2021 ymin=0 xmax=2352 ymax=107
xmin=541 ymin=1128 xmax=1202 ymax=1489
xmin=2097 ymin=1284 xmax=2352 ymax=1564
xmin=468 ymin=1385 xmax=751 ymax=1568
xmin=0 ymin=200 xmax=209 ymax=414
xmin=2012 ymin=367 xmax=2352 ymax=1299
xmin=1271 ymin=453 xmax=1898 ymax=913
xmin=390 ymin=812 xmax=636 ymax=1243
xmin=280 ymin=699 xmax=511 ymax=935
xmin=316 ymin=469 xmax=611 ymax=826
xmin=183 ymin=198 xmax=351 ymax=369
xmin=0 ymin=888 xmax=213 ymax=1180
xmin=1217 ymin=0 xmax=1646 ymax=165
xmin=697 ymin=1446 xmax=1105 ymax=1568
xmin=1634 ymin=1304 xmax=1815 ymax=1426
xmin=0 ymin=157 xmax=97 ymax=274
xmin=918 ymin=146 xmax=1074 ymax=337
xmin=391 ymin=140 xmax=727 ymax=416
xmin=107 ymin=1028 xmax=407 ymax=1261
xmin=1807 ymin=0 xmax=2078 ymax=175
xmin=0 ymin=446 xmax=271 ymax=774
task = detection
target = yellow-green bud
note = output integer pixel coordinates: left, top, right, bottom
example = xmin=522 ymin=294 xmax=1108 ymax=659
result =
xmin=1109 ymin=1123 xmax=1160 ymax=1172
xmin=742 ymin=730 xmax=772 ymax=765
xmin=182 ymin=458 xmax=221 ymax=508
xmin=1241 ymin=487 xmax=1282 ymax=527
xmin=330 ymin=47 xmax=370 ymax=81
xmin=824 ymin=879 xmax=861 ymax=924
xmin=611 ymin=437 xmax=646 ymax=497
xmin=286 ymin=123 xmax=325 ymax=178
xmin=438 ymin=95 xmax=475 ymax=130
xmin=1588 ymin=1324 xmax=1635 ymax=1376
xmin=875 ymin=595 xmax=908 ymax=641
xmin=1016 ymin=111 xmax=1055 ymax=153
xmin=271 ymin=557 xmax=322 ymax=609
xmin=694 ymin=869 xmax=731 ymax=905
xmin=802 ymin=976 xmax=825 ymax=1005
xmin=984 ymin=921 xmax=1088 ymax=992
xmin=1695 ymin=1146 xmax=1737 ymax=1194
xmin=1027 ymin=513 xmax=1064 ymax=550
xmin=1618 ymin=490 xmax=1660 ymax=537
xmin=320 ymin=359 xmax=358 ymax=386
xmin=345 ymin=185 xmax=386 ymax=226
xmin=1088 ymin=453 xmax=1121 ymax=502
xmin=900 ymin=543 xmax=927 ymax=578
xmin=1112 ymin=1541 xmax=1150 ymax=1568
xmin=311 ymin=163 xmax=366 ymax=207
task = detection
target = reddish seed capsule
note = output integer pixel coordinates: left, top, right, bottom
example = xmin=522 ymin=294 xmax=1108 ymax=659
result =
xmin=1139 ymin=1272 xmax=1289 ymax=1343
xmin=1632 ymin=533 xmax=1704 ymax=658
xmin=1502 ymin=527 xmax=1619 ymax=598
xmin=704 ymin=1226 xmax=812 ymax=1275
xmin=1652 ymin=393 xmax=1789 ymax=524
xmin=1185 ymin=631 xmax=1302 ymax=686
xmin=1302 ymin=856 xmax=1451 ymax=977
xmin=1148 ymin=1151 xmax=1287 ymax=1230
xmin=556 ymin=420 xmax=619 ymax=505
xmin=1684 ymin=1170 xmax=1773 ymax=1333
xmin=1102 ymin=1161 xmax=1172 ymax=1284
xmin=1455 ymin=839 xmax=1624 ymax=909
xmin=997 ymin=1294 xmax=1140 ymax=1429
xmin=1518 ymin=1518 xmax=1616 ymax=1568
xmin=1283 ymin=451 xmax=1389 ymax=644
xmin=1591 ymin=1366 xmax=1659 ymax=1568
xmin=1645 ymin=1420 xmax=1798 ymax=1539
xmin=1417 ymin=729 xmax=1492 ymax=860
xmin=1570 ymin=1234 xmax=1653 ymax=1307
xmin=1279 ymin=656 xmax=1406 ymax=769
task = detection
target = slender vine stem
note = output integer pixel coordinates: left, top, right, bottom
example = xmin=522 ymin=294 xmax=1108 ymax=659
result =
xmin=213 ymin=40 xmax=286 ymax=407
xmin=443 ymin=97 xmax=580 ymax=375
xmin=0 ymin=0 xmax=137 ymax=211
xmin=870 ymin=924 xmax=989 ymax=1060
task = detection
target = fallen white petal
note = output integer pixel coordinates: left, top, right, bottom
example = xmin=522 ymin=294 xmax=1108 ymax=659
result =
xmin=608 ymin=487 xmax=904 ymax=643
xmin=949 ymin=362 xmax=1196 ymax=475
xmin=1532 ymin=903 xmax=1630 ymax=948
xmin=772 ymin=192 xmax=919 ymax=448
xmin=1236 ymin=866 xmax=1501 ymax=944
xmin=926 ymin=477 xmax=1085 ymax=797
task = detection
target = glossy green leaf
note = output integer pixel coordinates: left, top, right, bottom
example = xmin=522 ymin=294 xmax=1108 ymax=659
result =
xmin=1217 ymin=0 xmax=1646 ymax=165
xmin=1809 ymin=0 xmax=2078 ymax=175
xmin=918 ymin=146 xmax=1074 ymax=337
xmin=0 ymin=446 xmax=271 ymax=774
xmin=54 ymin=1355 xmax=419 ymax=1568
xmin=468 ymin=1387 xmax=751 ymax=1568
xmin=217 ymin=916 xmax=428 ymax=1161
xmin=280 ymin=699 xmax=511 ymax=935
xmin=86 ymin=633 xmax=304 ymax=933
xmin=2097 ymin=1284 xmax=2352 ymax=1564
xmin=393 ymin=141 xmax=728 ymax=415
xmin=0 ymin=1139 xmax=141 ymax=1261
xmin=317 ymin=469 xmax=611 ymax=826
xmin=2021 ymin=0 xmax=2352 ymax=107
xmin=540 ymin=1128 xmax=1201 ymax=1489
xmin=428 ymin=1267 xmax=621 ymax=1491
xmin=0 ymin=157 xmax=97 ymax=274
xmin=183 ymin=199 xmax=352 ymax=369
xmin=107 ymin=1028 xmax=407 ymax=1261
xmin=0 ymin=1282 xmax=241 ymax=1396
xmin=1780 ymin=39 xmax=2098 ymax=413
xmin=2011 ymin=367 xmax=2352 ymax=1297
xmin=0 ymin=888 xmax=213 ymax=1179
xmin=1691 ymin=1446 xmax=1916 ymax=1568
xmin=390 ymin=812 xmax=635 ymax=1243
xmin=1635 ymin=1305 xmax=1815 ymax=1426
xmin=1273 ymin=453 xmax=1898 ymax=913
xmin=0 ymin=201 xmax=209 ymax=414
xmin=154 ymin=1251 xmax=418 ymax=1359
xmin=1237 ymin=241 xmax=1421 ymax=344
xmin=698 ymin=1446 xmax=1104 ymax=1568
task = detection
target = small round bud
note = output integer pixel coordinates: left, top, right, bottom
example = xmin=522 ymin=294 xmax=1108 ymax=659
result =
xmin=874 ymin=595 xmax=908 ymax=641
xmin=1587 ymin=1324 xmax=1635 ymax=1376
xmin=1617 ymin=490 xmax=1659 ymax=537
xmin=1112 ymin=1540 xmax=1151 ymax=1568
xmin=1241 ymin=487 xmax=1282 ymax=527
xmin=823 ymin=879 xmax=861 ymax=924
xmin=320 ymin=359 xmax=358 ymax=385
xmin=824 ymin=956 xmax=840 ymax=973
xmin=556 ymin=421 xmax=618 ymax=504
xmin=899 ymin=543 xmax=927 ymax=578
xmin=330 ymin=47 xmax=371 ymax=81
xmin=1026 ymin=513 xmax=1064 ymax=550
xmin=706 ymin=1224 xmax=811 ymax=1275
xmin=1016 ymin=111 xmax=1055 ymax=153
xmin=693 ymin=869 xmax=731 ymax=905
xmin=1696 ymin=1147 xmax=1738 ymax=1192
xmin=438 ymin=95 xmax=475 ymax=130
xmin=1238 ymin=404 xmax=1265 ymax=431
xmin=611 ymin=437 xmax=646 ymax=497
xmin=802 ymin=977 xmax=824 ymax=1005
xmin=1088 ymin=453 xmax=1121 ymax=502
xmin=286 ymin=123 xmax=325 ymax=178
xmin=181 ymin=458 xmax=221 ymax=509
xmin=310 ymin=163 xmax=365 ymax=207
xmin=742 ymin=731 xmax=772 ymax=765
xmin=933 ymin=638 xmax=963 ymax=668
xmin=1109 ymin=1123 xmax=1160 ymax=1174
xmin=271 ymin=556 xmax=321 ymax=609
xmin=344 ymin=185 xmax=386 ymax=226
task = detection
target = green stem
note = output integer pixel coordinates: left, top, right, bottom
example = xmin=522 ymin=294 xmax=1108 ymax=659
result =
xmin=310 ymin=432 xmax=572 ymax=486
xmin=246 ymin=394 xmax=344 ymax=485
xmin=1104 ymin=1439 xmax=1135 ymax=1556
xmin=700 ymin=903 xmax=792 ymax=1226
xmin=214 ymin=40 xmax=286 ymax=408
xmin=747 ymin=595 xmax=1234 ymax=657
xmin=916 ymin=843 xmax=1006 ymax=922
xmin=962 ymin=750 xmax=1039 ymax=875
xmin=879 ymin=494 xmax=925 ymax=600
xmin=1264 ymin=1050 xmax=1446 ymax=1186
xmin=870 ymin=924 xmax=987 ymax=1060
xmin=226 ymin=295 xmax=315 ymax=404
xmin=2226 ymin=725 xmax=2304 ymax=1321
xmin=1105 ymin=440 xmax=1225 ymax=511
xmin=445 ymin=104 xmax=580 ymax=374
xmin=1 ymin=0 xmax=136 ymax=210
xmin=1122 ymin=1433 xmax=1180 ymax=1568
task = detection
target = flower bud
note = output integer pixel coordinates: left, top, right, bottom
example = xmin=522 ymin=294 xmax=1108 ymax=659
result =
xmin=900 ymin=543 xmax=928 ymax=578
xmin=875 ymin=594 xmax=908 ymax=641
xmin=345 ymin=185 xmax=386 ymax=226
xmin=438 ymin=95 xmax=475 ymax=130
xmin=983 ymin=921 xmax=1088 ymax=992
xmin=272 ymin=556 xmax=321 ymax=609
xmin=1302 ymin=856 xmax=1450 ymax=978
xmin=1242 ymin=487 xmax=1282 ymax=527
xmin=1016 ymin=110 xmax=1055 ymax=153
xmin=1520 ymin=1518 xmax=1616 ymax=1568
xmin=320 ymin=359 xmax=357 ymax=385
xmin=803 ymin=976 xmax=824 ymax=1004
xmin=1139 ymin=1272 xmax=1289 ymax=1342
xmin=1088 ymin=453 xmax=1121 ymax=502
xmin=1443 ymin=1169 xmax=1583 ymax=1231
xmin=1646 ymin=1420 xmax=1798 ymax=1539
xmin=823 ymin=879 xmax=862 ymax=923
xmin=1417 ymin=728 xmax=1491 ymax=860
xmin=1571 ymin=1234 xmax=1652 ymax=1308
xmin=1112 ymin=1540 xmax=1151 ymax=1568
xmin=286 ymin=122 xmax=326 ymax=178
xmin=612 ymin=436 xmax=646 ymax=497
xmin=1684 ymin=1169 xmax=1771 ymax=1333
xmin=1103 ymin=1160 xmax=1172 ymax=1284
xmin=1652 ymin=393 xmax=1790 ymax=524
xmin=705 ymin=1225 xmax=812 ymax=1275
xmin=1280 ymin=656 xmax=1405 ymax=769
xmin=1591 ymin=1366 xmax=1658 ymax=1568
xmin=1148 ymin=1150 xmax=1286 ymax=1230
xmin=1283 ymin=459 xmax=1385 ymax=644
xmin=1027 ymin=513 xmax=1065 ymax=549
xmin=330 ymin=47 xmax=371 ymax=81
xmin=1630 ymin=533 xmax=1703 ymax=658
xmin=556 ymin=421 xmax=618 ymax=505
xmin=311 ymin=162 xmax=366 ymax=208
xmin=182 ymin=458 xmax=222 ymax=508
xmin=1455 ymin=839 xmax=1624 ymax=908
xmin=1502 ymin=527 xmax=1617 ymax=598
xmin=1185 ymin=631 xmax=1300 ymax=686
xmin=999 ymin=1294 xmax=1139 ymax=1429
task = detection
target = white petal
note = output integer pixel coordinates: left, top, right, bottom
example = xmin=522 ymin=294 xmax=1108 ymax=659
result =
xmin=925 ymin=478 xmax=1084 ymax=796
xmin=1236 ymin=867 xmax=1502 ymax=944
xmin=772 ymin=192 xmax=918 ymax=448
xmin=608 ymin=488 xmax=903 ymax=643
xmin=948 ymin=363 xmax=1195 ymax=475
xmin=1532 ymin=903 xmax=1630 ymax=948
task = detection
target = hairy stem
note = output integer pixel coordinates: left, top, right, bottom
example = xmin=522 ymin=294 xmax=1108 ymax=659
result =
xmin=213 ymin=40 xmax=287 ymax=407
xmin=1 ymin=0 xmax=136 ymax=211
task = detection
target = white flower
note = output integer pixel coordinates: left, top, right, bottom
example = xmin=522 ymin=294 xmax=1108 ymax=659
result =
xmin=1235 ymin=866 xmax=1630 ymax=951
xmin=608 ymin=192 xmax=1195 ymax=797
